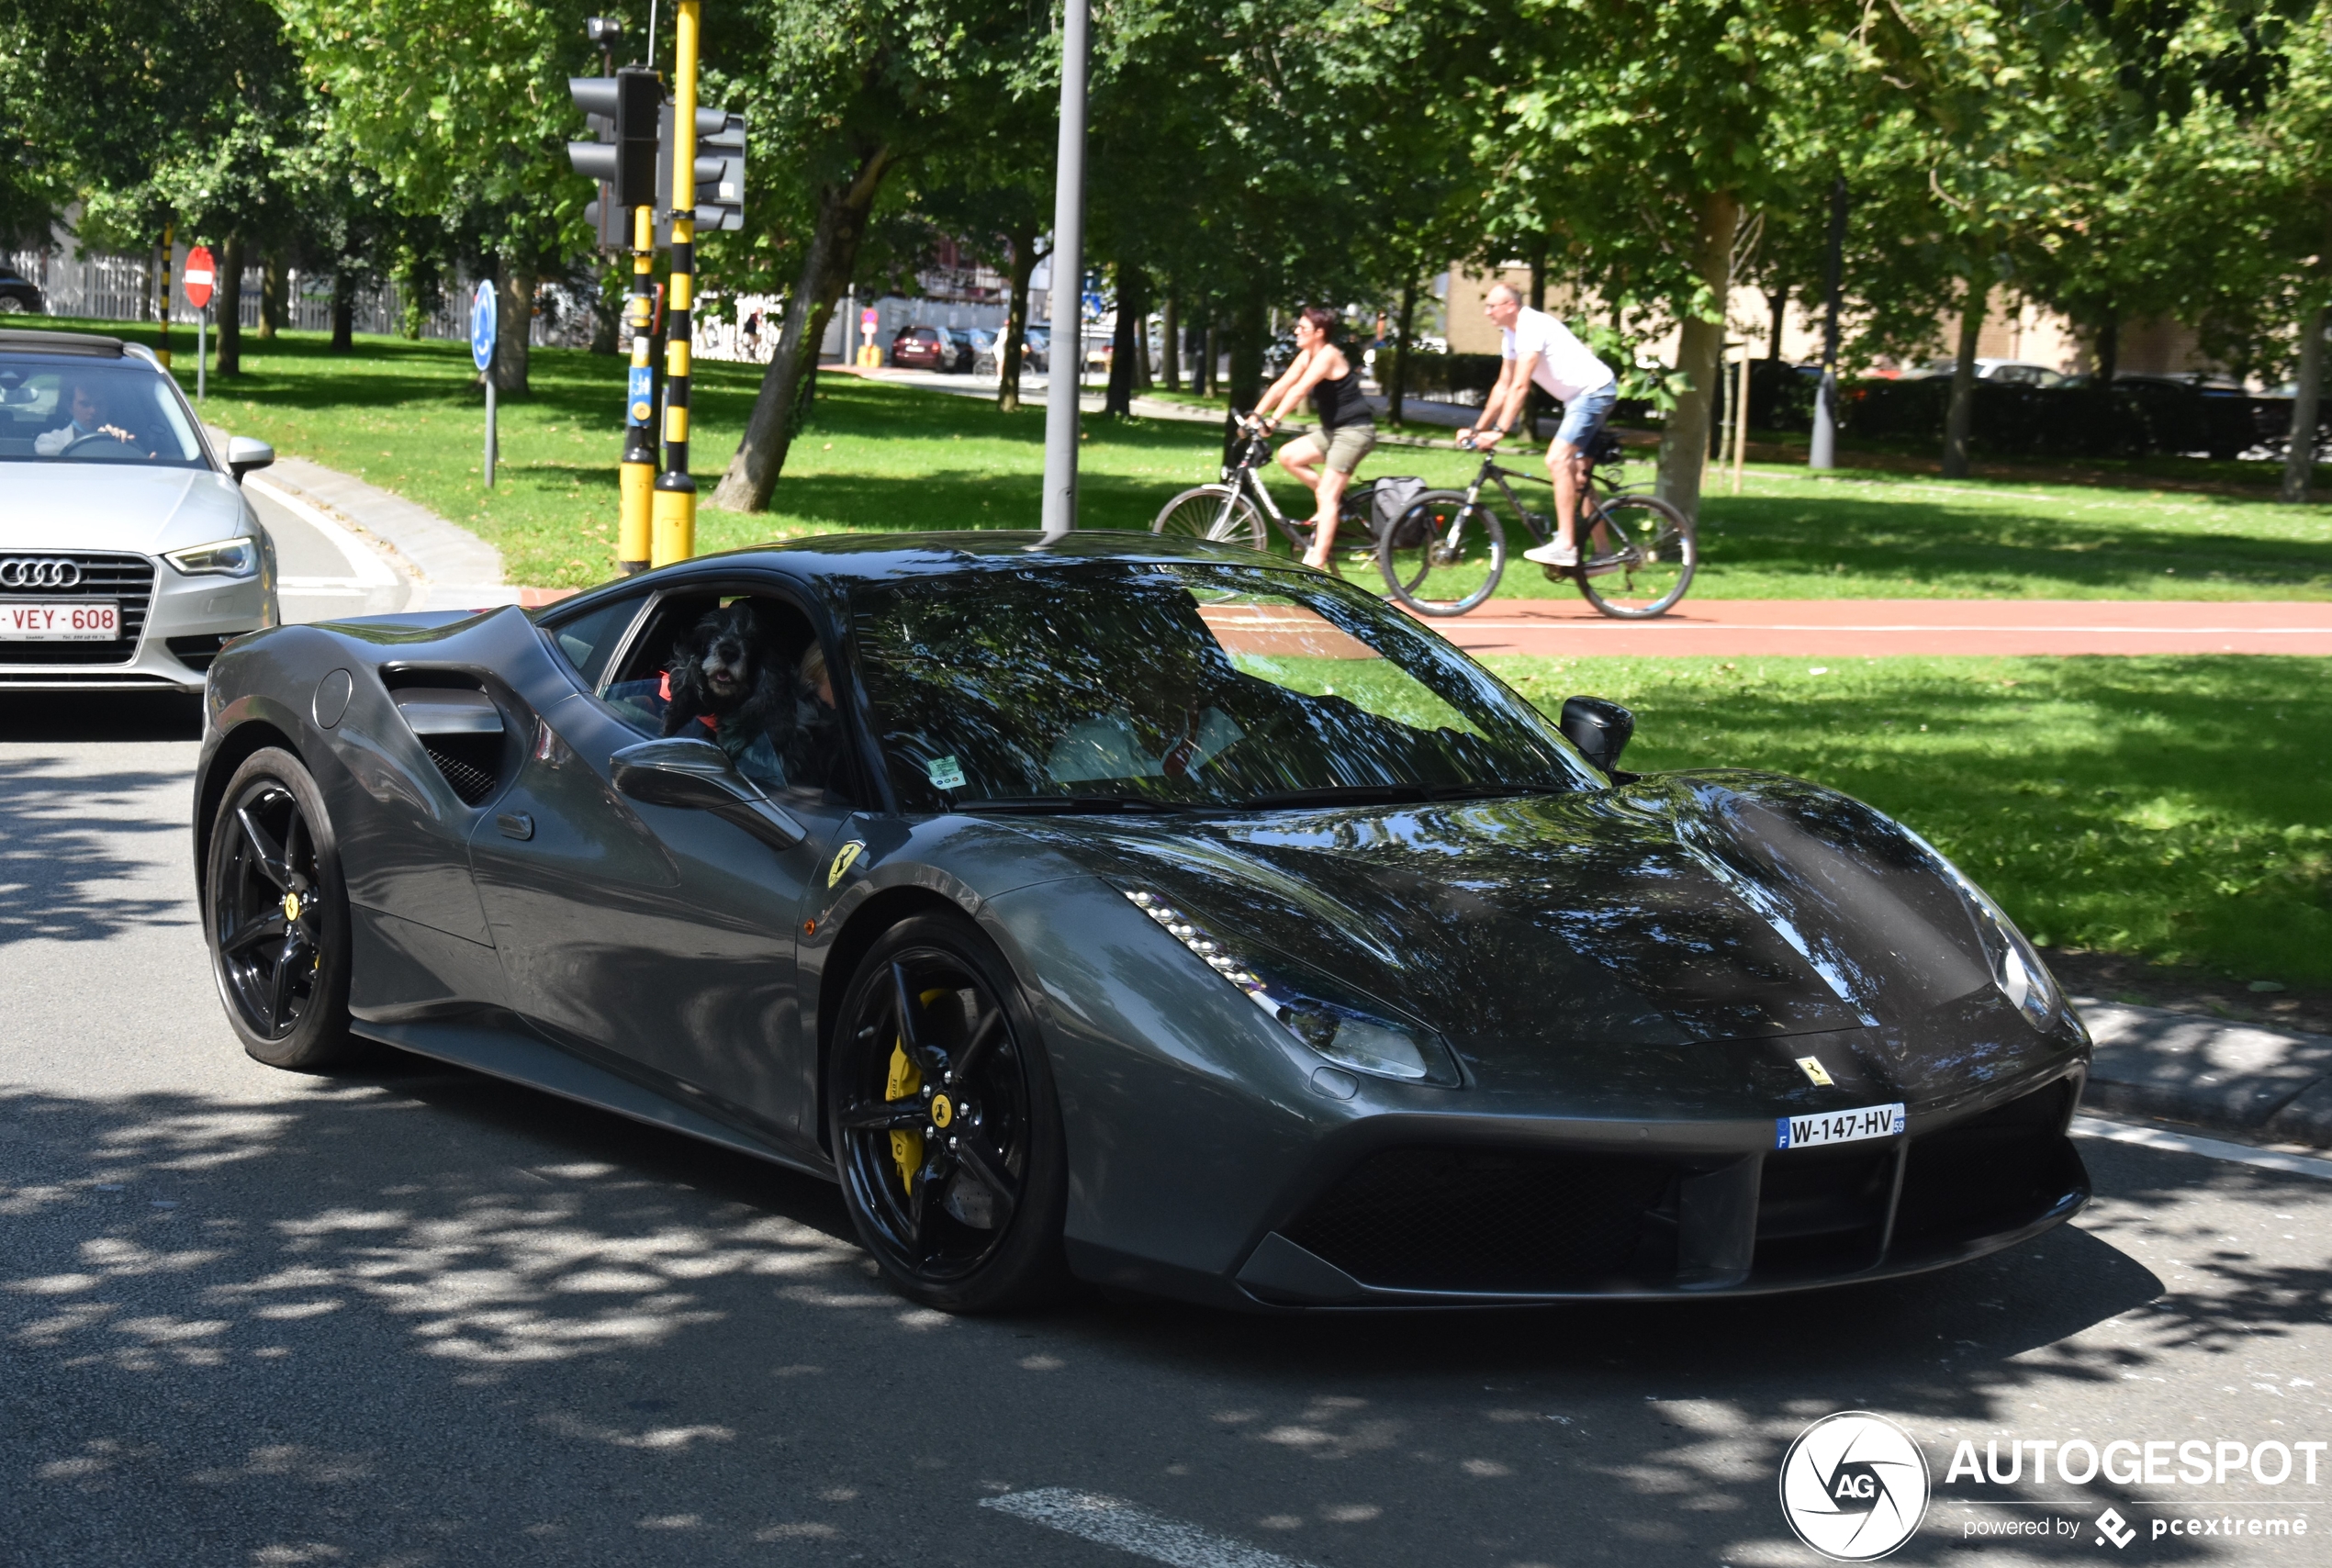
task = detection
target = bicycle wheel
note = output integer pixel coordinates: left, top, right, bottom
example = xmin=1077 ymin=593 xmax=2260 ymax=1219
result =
xmin=1376 ymin=490 xmax=1506 ymax=617
xmin=1153 ymin=484 xmax=1267 ymax=552
xmin=1576 ymin=494 xmax=1696 ymax=618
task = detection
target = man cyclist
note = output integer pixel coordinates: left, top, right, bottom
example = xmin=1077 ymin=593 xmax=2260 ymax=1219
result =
xmin=1458 ymin=284 xmax=1618 ymax=568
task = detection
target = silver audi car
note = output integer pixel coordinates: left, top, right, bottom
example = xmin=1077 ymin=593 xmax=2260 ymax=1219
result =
xmin=1 ymin=328 xmax=280 ymax=693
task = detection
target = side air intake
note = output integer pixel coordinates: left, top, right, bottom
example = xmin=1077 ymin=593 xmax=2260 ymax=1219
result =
xmin=391 ymin=687 xmax=505 ymax=806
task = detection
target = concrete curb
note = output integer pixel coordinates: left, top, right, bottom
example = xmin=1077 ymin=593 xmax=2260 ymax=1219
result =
xmin=2074 ymin=996 xmax=2332 ymax=1150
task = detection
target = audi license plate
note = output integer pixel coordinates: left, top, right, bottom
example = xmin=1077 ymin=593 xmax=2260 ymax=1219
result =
xmin=1776 ymin=1102 xmax=1905 ymax=1150
xmin=2 ymin=602 xmax=118 ymax=641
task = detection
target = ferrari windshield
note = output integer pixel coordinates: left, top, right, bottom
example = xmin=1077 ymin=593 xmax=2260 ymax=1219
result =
xmin=0 ymin=355 xmax=207 ymax=466
xmin=850 ymin=560 xmax=1595 ymax=811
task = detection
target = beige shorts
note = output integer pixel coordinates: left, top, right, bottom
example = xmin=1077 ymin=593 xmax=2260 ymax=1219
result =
xmin=1291 ymin=422 xmax=1377 ymax=476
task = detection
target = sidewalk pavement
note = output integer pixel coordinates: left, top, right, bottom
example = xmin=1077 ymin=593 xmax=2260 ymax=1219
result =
xmin=2073 ymin=997 xmax=2332 ymax=1150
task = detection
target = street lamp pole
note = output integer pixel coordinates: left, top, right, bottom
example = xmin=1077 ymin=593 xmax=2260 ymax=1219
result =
xmin=1037 ymin=0 xmax=1089 ymax=544
xmin=1810 ymin=175 xmax=1847 ymax=472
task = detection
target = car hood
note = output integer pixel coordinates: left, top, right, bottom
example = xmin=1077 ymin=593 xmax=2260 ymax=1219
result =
xmin=999 ymin=771 xmax=2075 ymax=1114
xmin=0 ymin=463 xmax=251 ymax=554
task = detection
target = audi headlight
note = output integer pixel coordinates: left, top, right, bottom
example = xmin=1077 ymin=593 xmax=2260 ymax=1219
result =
xmin=1123 ymin=889 xmax=1460 ymax=1085
xmin=164 ymin=538 xmax=260 ymax=578
xmin=1900 ymin=828 xmax=2066 ymax=1032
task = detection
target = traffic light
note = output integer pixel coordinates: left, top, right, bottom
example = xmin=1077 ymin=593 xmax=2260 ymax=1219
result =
xmin=568 ymin=67 xmax=663 ymax=245
xmin=655 ymin=104 xmax=746 ymax=232
xmin=694 ymin=110 xmax=746 ymax=232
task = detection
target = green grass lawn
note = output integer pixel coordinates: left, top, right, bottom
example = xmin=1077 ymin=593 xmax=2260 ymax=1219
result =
xmin=1487 ymin=654 xmax=2332 ymax=987
xmin=36 ymin=319 xmax=2332 ymax=599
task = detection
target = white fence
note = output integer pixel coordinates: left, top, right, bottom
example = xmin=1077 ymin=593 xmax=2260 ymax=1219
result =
xmin=4 ymin=248 xmax=592 ymax=347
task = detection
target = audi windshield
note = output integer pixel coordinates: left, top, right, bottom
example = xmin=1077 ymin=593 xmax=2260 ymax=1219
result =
xmin=849 ymin=560 xmax=1598 ymax=812
xmin=0 ymin=355 xmax=207 ymax=467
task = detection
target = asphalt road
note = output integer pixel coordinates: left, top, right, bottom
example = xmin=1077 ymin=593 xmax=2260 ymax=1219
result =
xmin=247 ymin=478 xmax=416 ymax=626
xmin=2 ymin=704 xmax=2326 ymax=1568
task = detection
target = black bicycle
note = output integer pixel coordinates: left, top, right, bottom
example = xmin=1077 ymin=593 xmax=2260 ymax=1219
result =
xmin=1150 ymin=413 xmax=1408 ymax=569
xmin=1379 ymin=431 xmax=1697 ymax=619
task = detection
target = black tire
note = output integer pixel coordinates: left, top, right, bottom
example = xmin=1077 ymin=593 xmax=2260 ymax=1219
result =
xmin=204 ymin=747 xmax=364 ymax=1070
xmin=1376 ymin=490 xmax=1506 ymax=616
xmin=828 ymin=915 xmax=1068 ymax=1313
xmin=1576 ymin=494 xmax=1698 ymax=619
xmin=1153 ymin=484 xmax=1267 ymax=552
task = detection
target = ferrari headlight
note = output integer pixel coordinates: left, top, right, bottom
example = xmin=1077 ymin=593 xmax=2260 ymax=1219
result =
xmin=165 ymin=538 xmax=261 ymax=578
xmin=1899 ymin=828 xmax=2065 ymax=1031
xmin=1122 ymin=889 xmax=1458 ymax=1084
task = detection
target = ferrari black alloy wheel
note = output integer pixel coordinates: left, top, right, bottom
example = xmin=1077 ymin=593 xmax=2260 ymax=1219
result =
xmin=205 ymin=748 xmax=360 ymax=1070
xmin=829 ymin=915 xmax=1067 ymax=1312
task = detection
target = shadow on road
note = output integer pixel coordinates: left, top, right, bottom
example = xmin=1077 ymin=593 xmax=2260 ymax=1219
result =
xmin=0 ymin=691 xmax=203 ymax=743
xmin=0 ymin=754 xmax=192 ymax=946
xmin=6 ymin=1047 xmax=2299 ymax=1564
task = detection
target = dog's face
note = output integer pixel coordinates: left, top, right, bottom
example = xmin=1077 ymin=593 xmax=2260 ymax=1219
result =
xmin=689 ymin=603 xmax=760 ymax=707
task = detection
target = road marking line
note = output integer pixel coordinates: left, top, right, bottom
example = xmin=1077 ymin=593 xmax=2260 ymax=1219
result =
xmin=246 ymin=473 xmax=401 ymax=588
xmin=2070 ymin=1115 xmax=2332 ymax=1182
xmin=981 ymin=1489 xmax=1319 ymax=1568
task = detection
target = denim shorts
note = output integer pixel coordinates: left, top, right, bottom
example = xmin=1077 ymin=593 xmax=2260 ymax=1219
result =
xmin=1553 ymin=381 xmax=1618 ymax=450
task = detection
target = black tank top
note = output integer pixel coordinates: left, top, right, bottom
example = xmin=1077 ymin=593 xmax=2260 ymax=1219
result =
xmin=1310 ymin=357 xmax=1372 ymax=431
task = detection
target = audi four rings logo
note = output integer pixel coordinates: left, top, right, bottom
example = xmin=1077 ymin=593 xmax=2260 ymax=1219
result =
xmin=0 ymin=557 xmax=82 ymax=589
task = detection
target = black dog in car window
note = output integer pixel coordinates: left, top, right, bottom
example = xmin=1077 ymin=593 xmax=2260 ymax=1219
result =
xmin=661 ymin=602 xmax=791 ymax=754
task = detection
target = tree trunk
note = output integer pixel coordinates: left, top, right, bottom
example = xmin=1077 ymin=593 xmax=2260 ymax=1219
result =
xmin=998 ymin=221 xmax=1038 ymax=414
xmin=216 ymin=235 xmax=244 ymax=375
xmin=1104 ymin=262 xmax=1145 ymax=416
xmin=1192 ymin=310 xmax=1212 ymax=398
xmin=711 ymin=145 xmax=894 ymax=512
xmin=1766 ymin=286 xmax=1788 ymax=359
xmin=330 ymin=267 xmax=354 ymax=353
xmin=2091 ymin=314 xmax=2120 ymax=385
xmin=1654 ymin=188 xmax=1738 ymax=521
xmin=259 ymin=252 xmax=287 ymax=340
xmin=1160 ymin=291 xmax=1180 ymax=391
xmin=1528 ymin=239 xmax=1546 ymax=313
xmin=1389 ymin=276 xmax=1417 ymax=427
xmin=1942 ymin=277 xmax=1984 ymax=478
xmin=493 ymin=256 xmax=533 ymax=395
xmin=2282 ymin=303 xmax=2325 ymax=505
xmin=1226 ymin=287 xmax=1266 ymax=412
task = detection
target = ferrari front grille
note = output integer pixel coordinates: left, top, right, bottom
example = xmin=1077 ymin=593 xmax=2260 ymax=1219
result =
xmin=1892 ymin=1077 xmax=2080 ymax=1248
xmin=1283 ymin=1147 xmax=1679 ymax=1293
xmin=0 ymin=550 xmax=153 ymax=665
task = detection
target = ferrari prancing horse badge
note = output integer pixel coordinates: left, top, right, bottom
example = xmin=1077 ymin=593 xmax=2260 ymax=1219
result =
xmin=827 ymin=839 xmax=866 ymax=889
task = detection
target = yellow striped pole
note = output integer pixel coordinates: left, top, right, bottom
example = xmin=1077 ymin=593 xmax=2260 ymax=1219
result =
xmin=619 ymin=204 xmax=656 ymax=573
xmin=650 ymin=0 xmax=701 ymax=568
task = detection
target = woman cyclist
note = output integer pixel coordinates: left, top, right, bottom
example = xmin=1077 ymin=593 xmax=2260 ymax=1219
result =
xmin=1250 ymin=306 xmax=1376 ymax=570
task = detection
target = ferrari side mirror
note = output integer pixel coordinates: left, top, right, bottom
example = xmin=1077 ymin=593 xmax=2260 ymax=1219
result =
xmin=611 ymin=737 xmax=806 ymax=849
xmin=1560 ymin=696 xmax=1635 ymax=777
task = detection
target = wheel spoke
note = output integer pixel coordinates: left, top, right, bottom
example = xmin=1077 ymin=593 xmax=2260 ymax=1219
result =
xmin=222 ymin=910 xmax=287 ymax=957
xmin=905 ymin=1156 xmax=941 ymax=1255
xmin=890 ymin=961 xmax=945 ymax=1076
xmin=947 ymin=1007 xmax=1003 ymax=1085
xmin=839 ymin=1099 xmax=931 ymax=1134
xmin=283 ymin=811 xmax=311 ymax=890
xmin=950 ymin=1135 xmax=1020 ymax=1228
xmin=237 ymin=805 xmax=292 ymax=890
xmin=267 ymin=934 xmax=307 ymax=1033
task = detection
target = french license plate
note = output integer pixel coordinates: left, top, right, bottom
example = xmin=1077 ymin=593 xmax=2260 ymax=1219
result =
xmin=1777 ymin=1102 xmax=1905 ymax=1150
xmin=1 ymin=602 xmax=118 ymax=641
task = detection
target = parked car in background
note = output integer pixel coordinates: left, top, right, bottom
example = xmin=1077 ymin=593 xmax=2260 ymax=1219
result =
xmin=1900 ymin=357 xmax=2069 ymax=386
xmin=889 ymin=325 xmax=949 ymax=371
xmin=0 ymin=270 xmax=45 ymax=314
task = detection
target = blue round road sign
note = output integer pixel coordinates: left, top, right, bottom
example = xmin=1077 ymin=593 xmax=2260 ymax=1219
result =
xmin=469 ymin=281 xmax=498 ymax=372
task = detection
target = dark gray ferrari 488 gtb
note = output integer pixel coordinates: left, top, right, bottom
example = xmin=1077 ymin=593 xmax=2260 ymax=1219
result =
xmin=193 ymin=532 xmax=2091 ymax=1313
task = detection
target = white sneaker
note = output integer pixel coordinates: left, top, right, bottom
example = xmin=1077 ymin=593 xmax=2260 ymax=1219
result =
xmin=1522 ymin=540 xmax=1579 ymax=566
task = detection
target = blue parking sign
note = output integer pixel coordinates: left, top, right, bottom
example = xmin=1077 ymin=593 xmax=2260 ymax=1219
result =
xmin=469 ymin=281 xmax=498 ymax=372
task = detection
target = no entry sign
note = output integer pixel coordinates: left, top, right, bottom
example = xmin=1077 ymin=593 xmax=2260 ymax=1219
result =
xmin=184 ymin=246 xmax=216 ymax=309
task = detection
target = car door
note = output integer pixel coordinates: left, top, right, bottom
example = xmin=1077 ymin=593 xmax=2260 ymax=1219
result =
xmin=465 ymin=580 xmax=859 ymax=1160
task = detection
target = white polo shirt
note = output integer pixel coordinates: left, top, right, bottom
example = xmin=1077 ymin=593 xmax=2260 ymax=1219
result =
xmin=1502 ymin=307 xmax=1616 ymax=402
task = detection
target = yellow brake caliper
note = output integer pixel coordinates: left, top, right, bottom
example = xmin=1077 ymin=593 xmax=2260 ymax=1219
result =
xmin=884 ymin=989 xmax=951 ymax=1194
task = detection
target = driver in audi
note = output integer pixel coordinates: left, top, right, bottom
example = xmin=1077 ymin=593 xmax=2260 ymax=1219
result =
xmin=34 ymin=378 xmax=149 ymax=457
